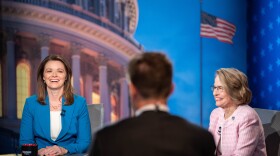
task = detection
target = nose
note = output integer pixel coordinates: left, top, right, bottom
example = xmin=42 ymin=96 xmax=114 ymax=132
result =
xmin=52 ymin=71 xmax=57 ymax=76
xmin=213 ymin=89 xmax=218 ymax=96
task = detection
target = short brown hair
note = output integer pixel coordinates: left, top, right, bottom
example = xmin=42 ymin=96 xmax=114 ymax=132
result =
xmin=216 ymin=68 xmax=252 ymax=105
xmin=37 ymin=54 xmax=74 ymax=105
xmin=128 ymin=52 xmax=173 ymax=99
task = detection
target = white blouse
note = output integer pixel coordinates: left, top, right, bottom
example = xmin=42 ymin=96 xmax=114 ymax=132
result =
xmin=50 ymin=111 xmax=62 ymax=141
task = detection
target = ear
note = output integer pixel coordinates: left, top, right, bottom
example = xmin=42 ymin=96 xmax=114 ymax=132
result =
xmin=129 ymin=83 xmax=137 ymax=97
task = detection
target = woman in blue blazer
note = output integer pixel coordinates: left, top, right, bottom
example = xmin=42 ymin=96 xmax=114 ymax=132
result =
xmin=20 ymin=55 xmax=91 ymax=155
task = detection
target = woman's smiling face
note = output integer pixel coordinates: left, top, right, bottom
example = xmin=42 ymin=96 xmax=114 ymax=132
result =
xmin=43 ymin=60 xmax=67 ymax=91
xmin=213 ymin=76 xmax=234 ymax=109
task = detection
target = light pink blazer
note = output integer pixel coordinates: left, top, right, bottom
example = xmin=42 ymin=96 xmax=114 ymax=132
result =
xmin=209 ymin=105 xmax=267 ymax=156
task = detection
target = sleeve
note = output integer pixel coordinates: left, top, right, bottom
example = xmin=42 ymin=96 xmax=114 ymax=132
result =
xmin=19 ymin=98 xmax=35 ymax=146
xmin=208 ymin=109 xmax=218 ymax=135
xmin=61 ymin=98 xmax=92 ymax=154
xmin=233 ymin=113 xmax=261 ymax=156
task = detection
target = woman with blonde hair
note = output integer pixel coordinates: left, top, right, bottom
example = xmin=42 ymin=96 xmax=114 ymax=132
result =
xmin=209 ymin=68 xmax=266 ymax=156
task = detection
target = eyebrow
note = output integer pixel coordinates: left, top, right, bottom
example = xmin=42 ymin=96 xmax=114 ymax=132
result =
xmin=44 ymin=68 xmax=65 ymax=70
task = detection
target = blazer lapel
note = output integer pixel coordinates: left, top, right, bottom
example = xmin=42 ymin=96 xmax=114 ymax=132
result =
xmin=56 ymin=97 xmax=75 ymax=141
xmin=37 ymin=97 xmax=51 ymax=140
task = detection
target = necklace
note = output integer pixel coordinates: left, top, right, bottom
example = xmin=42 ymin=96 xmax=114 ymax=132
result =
xmin=50 ymin=103 xmax=62 ymax=111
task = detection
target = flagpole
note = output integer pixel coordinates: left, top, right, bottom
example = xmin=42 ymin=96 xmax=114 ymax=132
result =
xmin=199 ymin=0 xmax=203 ymax=127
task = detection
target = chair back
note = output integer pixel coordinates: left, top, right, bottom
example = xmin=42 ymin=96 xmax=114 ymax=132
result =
xmin=254 ymin=108 xmax=280 ymax=156
xmin=87 ymin=104 xmax=104 ymax=134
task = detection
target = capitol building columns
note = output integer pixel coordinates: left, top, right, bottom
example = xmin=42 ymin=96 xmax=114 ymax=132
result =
xmin=84 ymin=73 xmax=93 ymax=105
xmin=0 ymin=0 xmax=142 ymax=128
xmin=6 ymin=28 xmax=17 ymax=119
xmin=71 ymin=42 xmax=82 ymax=95
xmin=100 ymin=0 xmax=106 ymax=17
xmin=98 ymin=54 xmax=111 ymax=124
xmin=38 ymin=33 xmax=51 ymax=61
xmin=119 ymin=67 xmax=129 ymax=119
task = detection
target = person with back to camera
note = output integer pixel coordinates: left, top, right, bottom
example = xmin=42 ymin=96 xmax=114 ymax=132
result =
xmin=20 ymin=54 xmax=91 ymax=155
xmin=209 ymin=68 xmax=267 ymax=156
xmin=89 ymin=52 xmax=216 ymax=156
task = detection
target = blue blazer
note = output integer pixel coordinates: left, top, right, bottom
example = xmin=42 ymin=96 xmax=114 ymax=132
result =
xmin=20 ymin=94 xmax=91 ymax=154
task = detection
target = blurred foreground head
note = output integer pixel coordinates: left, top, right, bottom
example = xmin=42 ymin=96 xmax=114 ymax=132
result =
xmin=127 ymin=52 xmax=173 ymax=103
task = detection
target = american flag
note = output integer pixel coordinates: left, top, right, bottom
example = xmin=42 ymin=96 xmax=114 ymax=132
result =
xmin=200 ymin=11 xmax=236 ymax=44
xmin=247 ymin=0 xmax=280 ymax=110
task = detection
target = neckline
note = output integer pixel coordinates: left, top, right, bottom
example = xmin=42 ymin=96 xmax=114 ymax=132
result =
xmin=221 ymin=105 xmax=243 ymax=121
xmin=50 ymin=110 xmax=62 ymax=113
xmin=135 ymin=104 xmax=169 ymax=116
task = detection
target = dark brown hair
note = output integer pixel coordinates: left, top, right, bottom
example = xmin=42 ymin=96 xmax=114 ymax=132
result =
xmin=216 ymin=68 xmax=252 ymax=105
xmin=37 ymin=54 xmax=74 ymax=105
xmin=128 ymin=52 xmax=173 ymax=99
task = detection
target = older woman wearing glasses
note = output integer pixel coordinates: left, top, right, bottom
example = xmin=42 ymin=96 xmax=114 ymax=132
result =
xmin=209 ymin=68 xmax=267 ymax=156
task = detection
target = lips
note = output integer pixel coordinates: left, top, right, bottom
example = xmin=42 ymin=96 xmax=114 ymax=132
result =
xmin=215 ymin=97 xmax=222 ymax=101
xmin=50 ymin=79 xmax=59 ymax=82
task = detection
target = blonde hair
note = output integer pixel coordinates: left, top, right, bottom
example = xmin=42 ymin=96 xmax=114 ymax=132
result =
xmin=216 ymin=68 xmax=252 ymax=105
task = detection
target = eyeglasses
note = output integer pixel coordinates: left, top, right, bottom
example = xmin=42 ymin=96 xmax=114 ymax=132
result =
xmin=211 ymin=85 xmax=224 ymax=92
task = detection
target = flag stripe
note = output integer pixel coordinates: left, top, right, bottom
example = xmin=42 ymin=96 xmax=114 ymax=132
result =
xmin=200 ymin=33 xmax=233 ymax=43
xmin=201 ymin=32 xmax=233 ymax=44
xmin=217 ymin=23 xmax=236 ymax=35
xmin=217 ymin=19 xmax=236 ymax=30
xmin=200 ymin=28 xmax=234 ymax=44
xmin=201 ymin=25 xmax=235 ymax=37
xmin=201 ymin=27 xmax=234 ymax=41
xmin=200 ymin=11 xmax=236 ymax=44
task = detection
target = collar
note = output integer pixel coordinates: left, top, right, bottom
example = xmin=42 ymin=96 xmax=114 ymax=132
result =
xmin=135 ymin=104 xmax=169 ymax=116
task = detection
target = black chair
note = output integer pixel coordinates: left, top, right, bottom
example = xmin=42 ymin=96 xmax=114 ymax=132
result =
xmin=0 ymin=127 xmax=20 ymax=154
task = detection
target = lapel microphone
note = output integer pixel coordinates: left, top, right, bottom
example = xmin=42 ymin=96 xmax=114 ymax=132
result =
xmin=217 ymin=126 xmax=221 ymax=135
xmin=61 ymin=109 xmax=66 ymax=116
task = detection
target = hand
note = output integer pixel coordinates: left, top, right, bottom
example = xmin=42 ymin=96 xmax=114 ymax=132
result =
xmin=38 ymin=148 xmax=47 ymax=156
xmin=38 ymin=145 xmax=68 ymax=155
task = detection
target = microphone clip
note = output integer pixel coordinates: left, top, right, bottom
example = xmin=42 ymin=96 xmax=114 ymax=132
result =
xmin=61 ymin=109 xmax=66 ymax=116
xmin=217 ymin=126 xmax=221 ymax=135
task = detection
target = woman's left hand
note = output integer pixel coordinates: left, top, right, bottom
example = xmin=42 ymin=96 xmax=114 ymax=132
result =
xmin=40 ymin=145 xmax=68 ymax=155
